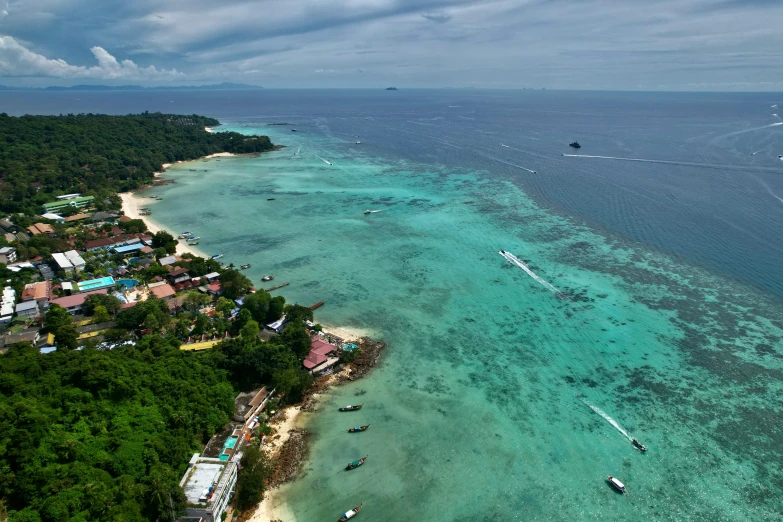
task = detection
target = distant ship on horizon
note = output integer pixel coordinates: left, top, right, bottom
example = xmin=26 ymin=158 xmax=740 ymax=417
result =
xmin=386 ymin=87 xmax=398 ymax=91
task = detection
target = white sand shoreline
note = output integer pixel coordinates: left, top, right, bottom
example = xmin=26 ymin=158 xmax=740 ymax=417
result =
xmin=119 ymin=191 xmax=209 ymax=258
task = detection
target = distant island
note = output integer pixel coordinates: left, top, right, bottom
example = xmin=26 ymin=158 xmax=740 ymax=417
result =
xmin=386 ymin=87 xmax=398 ymax=91
xmin=0 ymin=82 xmax=263 ymax=92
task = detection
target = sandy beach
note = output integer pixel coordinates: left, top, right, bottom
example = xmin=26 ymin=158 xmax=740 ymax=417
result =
xmin=119 ymin=191 xmax=208 ymax=258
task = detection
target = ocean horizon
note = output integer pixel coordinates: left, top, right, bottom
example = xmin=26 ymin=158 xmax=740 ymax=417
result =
xmin=4 ymin=89 xmax=782 ymax=520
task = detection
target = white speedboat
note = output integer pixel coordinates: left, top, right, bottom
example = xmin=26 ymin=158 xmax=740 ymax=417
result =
xmin=211 ymin=254 xmax=223 ymax=260
xmin=178 ymin=231 xmax=192 ymax=239
xmin=608 ymin=476 xmax=626 ymax=493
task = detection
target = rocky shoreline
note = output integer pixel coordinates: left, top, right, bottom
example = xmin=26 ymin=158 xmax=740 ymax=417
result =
xmin=260 ymin=336 xmax=386 ymax=499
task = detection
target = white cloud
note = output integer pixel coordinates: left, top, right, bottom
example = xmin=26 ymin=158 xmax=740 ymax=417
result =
xmin=0 ymin=36 xmax=182 ymax=80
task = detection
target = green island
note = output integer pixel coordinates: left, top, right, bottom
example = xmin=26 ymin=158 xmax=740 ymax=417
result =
xmin=0 ymin=114 xmax=373 ymax=521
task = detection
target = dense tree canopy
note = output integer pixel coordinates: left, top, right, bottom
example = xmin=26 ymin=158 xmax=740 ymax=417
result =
xmin=0 ymin=112 xmax=275 ymax=215
xmin=0 ymin=337 xmax=236 ymax=521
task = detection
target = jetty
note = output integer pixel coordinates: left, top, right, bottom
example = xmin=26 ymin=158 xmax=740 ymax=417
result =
xmin=310 ymin=301 xmax=325 ymax=311
xmin=264 ymin=282 xmax=289 ymax=292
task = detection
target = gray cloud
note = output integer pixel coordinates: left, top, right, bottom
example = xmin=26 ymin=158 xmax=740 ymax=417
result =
xmin=0 ymin=0 xmax=782 ymax=90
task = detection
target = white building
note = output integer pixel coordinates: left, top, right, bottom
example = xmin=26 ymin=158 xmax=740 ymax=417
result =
xmin=1 ymin=286 xmax=16 ymax=324
xmin=51 ymin=252 xmax=75 ymax=274
xmin=179 ymin=453 xmax=239 ymax=522
xmin=64 ymin=250 xmax=86 ymax=272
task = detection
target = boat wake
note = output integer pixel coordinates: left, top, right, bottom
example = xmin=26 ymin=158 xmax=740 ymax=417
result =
xmin=294 ymin=146 xmax=301 ymax=156
xmin=319 ymin=157 xmax=333 ymax=165
xmin=563 ymin=153 xmax=781 ymax=173
xmin=582 ymin=399 xmax=632 ymax=441
xmin=499 ymin=250 xmax=565 ymax=299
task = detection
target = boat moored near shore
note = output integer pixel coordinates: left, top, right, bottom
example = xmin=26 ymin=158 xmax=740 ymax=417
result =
xmin=339 ymin=404 xmax=363 ymax=412
xmin=348 ymin=425 xmax=370 ymax=433
xmin=345 ymin=456 xmax=367 ymax=471
xmin=338 ymin=504 xmax=362 ymax=521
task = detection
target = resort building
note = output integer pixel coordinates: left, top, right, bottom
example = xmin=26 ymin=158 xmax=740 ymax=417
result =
xmin=303 ymin=338 xmax=340 ymax=374
xmin=21 ymin=281 xmax=51 ymax=310
xmin=64 ymin=250 xmax=86 ymax=272
xmin=5 ymin=329 xmax=41 ymax=346
xmin=179 ymin=453 xmax=239 ymax=522
xmin=27 ymin=223 xmax=55 ymax=236
xmin=159 ymin=255 xmax=177 ymax=266
xmin=63 ymin=213 xmax=89 ymax=223
xmin=114 ymin=243 xmax=144 ymax=255
xmin=49 ymin=289 xmax=108 ymax=315
xmin=0 ymin=247 xmax=17 ymax=264
xmin=41 ymin=196 xmax=95 ymax=213
xmin=40 ymin=213 xmax=64 ymax=222
xmin=167 ymin=268 xmax=191 ymax=285
xmin=15 ymin=300 xmax=39 ymax=319
xmin=1 ymin=286 xmax=16 ymax=324
xmin=51 ymin=252 xmax=75 ymax=275
xmin=150 ymin=283 xmax=176 ymax=300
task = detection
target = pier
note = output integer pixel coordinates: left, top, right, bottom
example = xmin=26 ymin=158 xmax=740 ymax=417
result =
xmin=309 ymin=301 xmax=324 ymax=311
xmin=264 ymin=282 xmax=289 ymax=292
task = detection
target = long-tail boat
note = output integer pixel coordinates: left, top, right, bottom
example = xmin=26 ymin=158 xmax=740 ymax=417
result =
xmin=345 ymin=456 xmax=367 ymax=471
xmin=338 ymin=504 xmax=362 ymax=521
xmin=339 ymin=404 xmax=363 ymax=412
xmin=348 ymin=425 xmax=370 ymax=433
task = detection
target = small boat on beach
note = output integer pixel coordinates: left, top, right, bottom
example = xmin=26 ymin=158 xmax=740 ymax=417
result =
xmin=338 ymin=504 xmax=362 ymax=521
xmin=188 ymin=241 xmax=199 ymax=245
xmin=348 ymin=425 xmax=370 ymax=433
xmin=241 ymin=264 xmax=251 ymax=270
xmin=569 ymin=141 xmax=582 ymax=149
xmin=632 ymin=439 xmax=647 ymax=452
xmin=178 ymin=232 xmax=192 ymax=239
xmin=262 ymin=275 xmax=274 ymax=282
xmin=608 ymin=476 xmax=626 ymax=493
xmin=211 ymin=254 xmax=223 ymax=260
xmin=187 ymin=236 xmax=200 ymax=242
xmin=345 ymin=457 xmax=367 ymax=471
xmin=339 ymin=404 xmax=363 ymax=412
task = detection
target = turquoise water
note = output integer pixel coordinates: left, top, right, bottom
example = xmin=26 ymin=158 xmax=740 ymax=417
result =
xmin=77 ymin=276 xmax=115 ymax=291
xmin=144 ymin=121 xmax=783 ymax=520
xmin=117 ymin=279 xmax=139 ymax=289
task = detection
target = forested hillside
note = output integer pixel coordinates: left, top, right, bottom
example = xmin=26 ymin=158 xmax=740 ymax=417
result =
xmin=0 ymin=113 xmax=275 ymax=215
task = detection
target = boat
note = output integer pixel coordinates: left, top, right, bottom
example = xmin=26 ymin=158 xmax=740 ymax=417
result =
xmin=386 ymin=87 xmax=398 ymax=90
xmin=241 ymin=264 xmax=251 ymax=270
xmin=187 ymin=236 xmax=201 ymax=242
xmin=569 ymin=141 xmax=581 ymax=149
xmin=178 ymin=232 xmax=192 ymax=239
xmin=345 ymin=456 xmax=367 ymax=471
xmin=631 ymin=439 xmax=647 ymax=452
xmin=355 ymin=141 xmax=361 ymax=144
xmin=348 ymin=425 xmax=370 ymax=433
xmin=338 ymin=504 xmax=362 ymax=521
xmin=211 ymin=254 xmax=223 ymax=260
xmin=499 ymin=249 xmax=506 ymax=255
xmin=339 ymin=404 xmax=363 ymax=412
xmin=188 ymin=241 xmax=199 ymax=245
xmin=608 ymin=476 xmax=626 ymax=493
xmin=262 ymin=275 xmax=274 ymax=282
xmin=267 ymin=198 xmax=276 ymax=201
xmin=291 ymin=129 xmax=298 ymax=132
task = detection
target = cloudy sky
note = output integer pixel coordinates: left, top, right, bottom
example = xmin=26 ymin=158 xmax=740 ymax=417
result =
xmin=1 ymin=0 xmax=782 ymax=90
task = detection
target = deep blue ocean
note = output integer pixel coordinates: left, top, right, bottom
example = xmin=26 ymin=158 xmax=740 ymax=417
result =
xmin=4 ymin=90 xmax=783 ymax=520
xmin=3 ymin=89 xmax=782 ymax=298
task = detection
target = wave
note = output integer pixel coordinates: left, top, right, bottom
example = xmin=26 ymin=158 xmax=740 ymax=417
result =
xmin=500 ymin=250 xmax=564 ymax=298
xmin=563 ymin=153 xmax=781 ymax=173
xmin=582 ymin=399 xmax=632 ymax=441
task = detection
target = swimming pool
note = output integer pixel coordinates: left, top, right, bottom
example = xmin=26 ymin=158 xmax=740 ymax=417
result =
xmin=117 ymin=279 xmax=139 ymax=289
xmin=223 ymin=436 xmax=238 ymax=450
xmin=77 ymin=276 xmax=116 ymax=292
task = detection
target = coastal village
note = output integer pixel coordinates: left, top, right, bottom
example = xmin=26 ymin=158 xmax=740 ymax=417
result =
xmin=0 ymin=191 xmax=385 ymax=522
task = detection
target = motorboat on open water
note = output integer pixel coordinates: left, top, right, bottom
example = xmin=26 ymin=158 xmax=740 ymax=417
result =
xmin=632 ymin=439 xmax=648 ymax=452
xmin=348 ymin=425 xmax=370 ymax=433
xmin=608 ymin=476 xmax=626 ymax=493
xmin=345 ymin=456 xmax=367 ymax=471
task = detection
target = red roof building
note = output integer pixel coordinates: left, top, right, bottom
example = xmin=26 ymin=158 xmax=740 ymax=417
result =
xmin=310 ymin=339 xmax=337 ymax=357
xmin=303 ymin=352 xmax=328 ymax=369
xmin=48 ymin=289 xmax=108 ymax=315
xmin=150 ymin=284 xmax=176 ymax=300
